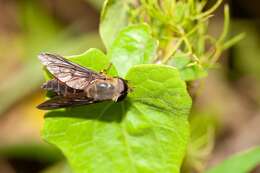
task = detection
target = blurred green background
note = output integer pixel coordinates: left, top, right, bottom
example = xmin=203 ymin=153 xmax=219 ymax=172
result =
xmin=0 ymin=0 xmax=259 ymax=173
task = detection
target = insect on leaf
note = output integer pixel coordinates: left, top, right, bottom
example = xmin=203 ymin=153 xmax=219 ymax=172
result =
xmin=42 ymin=55 xmax=192 ymax=173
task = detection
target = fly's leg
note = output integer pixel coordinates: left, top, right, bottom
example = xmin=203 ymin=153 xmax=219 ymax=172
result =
xmin=64 ymin=85 xmax=68 ymax=97
xmin=100 ymin=63 xmax=112 ymax=75
xmin=57 ymin=81 xmax=60 ymax=96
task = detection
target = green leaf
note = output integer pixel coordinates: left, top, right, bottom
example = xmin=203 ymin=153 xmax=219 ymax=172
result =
xmin=42 ymin=56 xmax=192 ymax=173
xmin=180 ymin=65 xmax=207 ymax=81
xmin=108 ymin=24 xmax=158 ymax=77
xmin=66 ymin=48 xmax=117 ymax=76
xmin=170 ymin=53 xmax=191 ymax=69
xmin=170 ymin=53 xmax=207 ymax=81
xmin=205 ymin=147 xmax=260 ymax=173
xmin=99 ymin=0 xmax=130 ymax=50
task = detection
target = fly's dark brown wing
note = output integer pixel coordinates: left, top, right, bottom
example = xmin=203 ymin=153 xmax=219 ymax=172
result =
xmin=38 ymin=53 xmax=106 ymax=90
xmin=37 ymin=96 xmax=95 ymax=110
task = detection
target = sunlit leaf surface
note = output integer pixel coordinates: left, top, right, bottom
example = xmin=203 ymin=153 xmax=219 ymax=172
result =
xmin=100 ymin=0 xmax=129 ymax=50
xmin=108 ymin=24 xmax=158 ymax=77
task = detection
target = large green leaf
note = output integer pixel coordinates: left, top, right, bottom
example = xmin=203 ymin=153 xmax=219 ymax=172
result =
xmin=108 ymin=24 xmax=158 ymax=77
xmin=42 ymin=49 xmax=192 ymax=173
xmin=99 ymin=0 xmax=130 ymax=50
xmin=205 ymin=147 xmax=260 ymax=173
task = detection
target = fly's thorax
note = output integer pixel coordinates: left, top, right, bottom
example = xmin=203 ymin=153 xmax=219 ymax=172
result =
xmin=84 ymin=78 xmax=128 ymax=102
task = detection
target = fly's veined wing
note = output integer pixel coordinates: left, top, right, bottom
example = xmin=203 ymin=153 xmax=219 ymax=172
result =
xmin=37 ymin=96 xmax=95 ymax=110
xmin=42 ymin=79 xmax=85 ymax=97
xmin=38 ymin=53 xmax=105 ymax=90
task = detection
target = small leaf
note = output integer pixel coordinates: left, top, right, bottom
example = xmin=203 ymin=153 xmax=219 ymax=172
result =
xmin=99 ymin=0 xmax=130 ymax=50
xmin=171 ymin=53 xmax=191 ymax=69
xmin=205 ymin=147 xmax=260 ymax=173
xmin=170 ymin=53 xmax=207 ymax=81
xmin=42 ymin=61 xmax=192 ymax=173
xmin=180 ymin=65 xmax=207 ymax=81
xmin=108 ymin=24 xmax=158 ymax=77
xmin=66 ymin=48 xmax=117 ymax=76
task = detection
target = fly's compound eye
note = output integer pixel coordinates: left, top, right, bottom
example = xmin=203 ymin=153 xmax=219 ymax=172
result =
xmin=97 ymin=83 xmax=114 ymax=90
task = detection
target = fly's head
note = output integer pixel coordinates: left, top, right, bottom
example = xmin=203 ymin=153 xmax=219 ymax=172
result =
xmin=115 ymin=78 xmax=128 ymax=102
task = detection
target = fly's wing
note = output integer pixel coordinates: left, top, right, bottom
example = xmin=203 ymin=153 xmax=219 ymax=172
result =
xmin=37 ymin=96 xmax=95 ymax=110
xmin=42 ymin=79 xmax=66 ymax=94
xmin=38 ymin=53 xmax=106 ymax=90
xmin=41 ymin=79 xmax=84 ymax=96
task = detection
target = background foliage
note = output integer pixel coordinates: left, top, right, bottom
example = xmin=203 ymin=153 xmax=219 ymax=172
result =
xmin=0 ymin=0 xmax=259 ymax=173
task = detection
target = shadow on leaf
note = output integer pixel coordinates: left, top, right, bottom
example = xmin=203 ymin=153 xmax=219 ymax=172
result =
xmin=44 ymin=100 xmax=131 ymax=123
